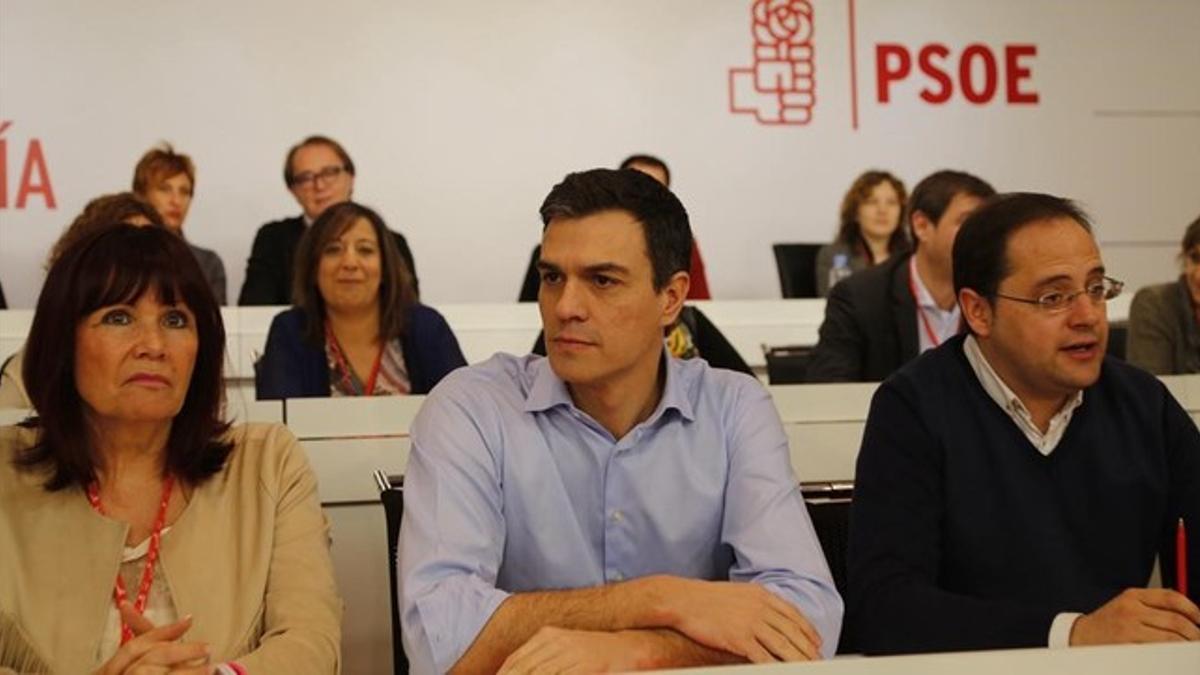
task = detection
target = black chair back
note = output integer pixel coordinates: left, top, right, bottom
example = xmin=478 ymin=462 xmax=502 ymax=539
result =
xmin=373 ymin=470 xmax=409 ymax=675
xmin=772 ymin=243 xmax=823 ymax=298
xmin=764 ymin=345 xmax=815 ymax=384
xmin=801 ymin=480 xmax=855 ymax=654
xmin=518 ymin=244 xmax=541 ymax=302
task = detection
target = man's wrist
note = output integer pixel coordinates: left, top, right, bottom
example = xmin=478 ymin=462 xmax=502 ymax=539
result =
xmin=629 ymin=574 xmax=688 ymax=630
xmin=1053 ymin=611 xmax=1084 ymax=647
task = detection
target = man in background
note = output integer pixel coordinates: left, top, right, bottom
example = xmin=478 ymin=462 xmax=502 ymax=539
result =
xmin=238 ymin=135 xmax=418 ymax=304
xmin=806 ymin=170 xmax=994 ymax=382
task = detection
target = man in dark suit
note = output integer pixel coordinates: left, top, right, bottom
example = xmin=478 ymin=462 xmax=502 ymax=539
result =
xmin=0 ymin=278 xmax=7 ymax=309
xmin=238 ymin=135 xmax=418 ymax=305
xmin=805 ymin=170 xmax=995 ymax=382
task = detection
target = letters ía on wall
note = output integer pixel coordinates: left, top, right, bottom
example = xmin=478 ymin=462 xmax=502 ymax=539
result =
xmin=0 ymin=120 xmax=57 ymax=210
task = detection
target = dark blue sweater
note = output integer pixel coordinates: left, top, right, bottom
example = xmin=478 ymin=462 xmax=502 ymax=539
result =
xmin=848 ymin=335 xmax=1200 ymax=654
xmin=255 ymin=305 xmax=467 ymax=399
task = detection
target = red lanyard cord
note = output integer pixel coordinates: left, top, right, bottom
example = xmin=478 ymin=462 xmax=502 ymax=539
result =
xmin=86 ymin=475 xmax=175 ymax=645
xmin=908 ymin=261 xmax=944 ymax=348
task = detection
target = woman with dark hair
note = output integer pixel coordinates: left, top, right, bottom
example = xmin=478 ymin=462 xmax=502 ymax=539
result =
xmin=1 ymin=192 xmax=165 ymax=410
xmin=0 ymin=226 xmax=340 ymax=673
xmin=814 ymin=170 xmax=909 ymax=296
xmin=256 ymin=201 xmax=465 ymax=399
xmin=1127 ymin=215 xmax=1200 ymax=374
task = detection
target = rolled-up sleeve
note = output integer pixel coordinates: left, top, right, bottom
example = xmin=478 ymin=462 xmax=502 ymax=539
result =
xmin=721 ymin=383 xmax=845 ymax=658
xmin=399 ymin=378 xmax=511 ymax=674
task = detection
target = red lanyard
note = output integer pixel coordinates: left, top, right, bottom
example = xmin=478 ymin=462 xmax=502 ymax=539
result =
xmin=326 ymin=324 xmax=385 ymax=395
xmin=86 ymin=475 xmax=175 ymax=645
xmin=908 ymin=259 xmax=944 ymax=348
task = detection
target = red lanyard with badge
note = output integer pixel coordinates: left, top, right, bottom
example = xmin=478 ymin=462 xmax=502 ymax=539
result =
xmin=86 ymin=476 xmax=175 ymax=645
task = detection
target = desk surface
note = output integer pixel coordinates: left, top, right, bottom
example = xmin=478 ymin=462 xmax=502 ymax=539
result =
xmin=657 ymin=642 xmax=1198 ymax=674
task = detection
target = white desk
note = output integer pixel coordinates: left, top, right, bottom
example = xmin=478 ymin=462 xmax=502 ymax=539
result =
xmin=659 ymin=642 xmax=1198 ymax=675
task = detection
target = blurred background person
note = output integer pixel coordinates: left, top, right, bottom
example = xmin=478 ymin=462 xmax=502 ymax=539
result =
xmin=0 ymin=225 xmax=340 ymax=673
xmin=132 ymin=144 xmax=227 ymax=304
xmin=815 ymin=170 xmax=909 ymax=297
xmin=619 ymin=154 xmax=715 ymax=299
xmin=1127 ymin=215 xmax=1200 ymax=374
xmin=256 ymin=202 xmax=464 ymax=399
xmin=239 ymin=135 xmax=418 ymax=305
xmin=1 ymin=192 xmax=164 ymax=409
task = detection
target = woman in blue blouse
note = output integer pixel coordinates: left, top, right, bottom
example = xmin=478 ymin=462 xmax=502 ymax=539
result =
xmin=256 ymin=202 xmax=465 ymax=399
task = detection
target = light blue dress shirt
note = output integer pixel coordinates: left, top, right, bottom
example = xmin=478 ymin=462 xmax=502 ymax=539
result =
xmin=399 ymin=353 xmax=843 ymax=673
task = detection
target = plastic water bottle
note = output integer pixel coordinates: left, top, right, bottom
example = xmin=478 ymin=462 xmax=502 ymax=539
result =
xmin=828 ymin=253 xmax=853 ymax=290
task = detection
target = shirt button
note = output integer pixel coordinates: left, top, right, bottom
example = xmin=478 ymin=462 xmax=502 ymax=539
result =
xmin=611 ymin=510 xmax=624 ymax=522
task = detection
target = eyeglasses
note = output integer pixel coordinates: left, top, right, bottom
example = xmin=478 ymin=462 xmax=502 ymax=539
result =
xmin=291 ymin=166 xmax=346 ymax=189
xmin=994 ymin=276 xmax=1124 ymax=313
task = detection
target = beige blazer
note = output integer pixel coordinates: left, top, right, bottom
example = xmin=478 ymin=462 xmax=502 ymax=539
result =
xmin=0 ymin=422 xmax=341 ymax=674
xmin=0 ymin=349 xmax=29 ymax=410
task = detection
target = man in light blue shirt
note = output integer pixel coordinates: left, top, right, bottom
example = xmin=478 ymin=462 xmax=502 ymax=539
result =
xmin=399 ymin=168 xmax=843 ymax=673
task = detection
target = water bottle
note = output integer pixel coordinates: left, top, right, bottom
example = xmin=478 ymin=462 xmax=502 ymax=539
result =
xmin=828 ymin=253 xmax=853 ymax=290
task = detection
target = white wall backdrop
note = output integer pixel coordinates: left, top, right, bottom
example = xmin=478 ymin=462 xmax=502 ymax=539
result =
xmin=1 ymin=0 xmax=1198 ymax=308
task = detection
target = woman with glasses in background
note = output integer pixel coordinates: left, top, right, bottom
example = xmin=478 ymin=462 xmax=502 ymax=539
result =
xmin=1127 ymin=216 xmax=1200 ymax=374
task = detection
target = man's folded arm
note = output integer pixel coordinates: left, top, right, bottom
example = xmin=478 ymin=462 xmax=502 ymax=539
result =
xmin=723 ymin=381 xmax=845 ymax=657
xmin=448 ymin=578 xmax=744 ymax=674
xmin=399 ymin=386 xmax=739 ymax=674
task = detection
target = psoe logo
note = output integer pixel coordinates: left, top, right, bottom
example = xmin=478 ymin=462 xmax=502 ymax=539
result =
xmin=729 ymin=0 xmax=816 ymax=125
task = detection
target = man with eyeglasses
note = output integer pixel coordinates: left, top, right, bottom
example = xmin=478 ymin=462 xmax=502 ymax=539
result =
xmin=237 ymin=135 xmax=419 ymax=305
xmin=848 ymin=192 xmax=1200 ymax=654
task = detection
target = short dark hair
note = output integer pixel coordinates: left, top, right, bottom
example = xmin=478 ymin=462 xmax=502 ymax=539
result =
xmin=48 ymin=192 xmax=165 ymax=268
xmin=18 ymin=225 xmax=232 ymax=491
xmin=284 ymin=135 xmax=356 ymax=187
xmin=540 ymin=168 xmax=692 ymax=291
xmin=836 ymin=170 xmax=909 ymax=261
xmin=953 ymin=192 xmax=1095 ymax=302
xmin=292 ymin=201 xmax=416 ymax=346
xmin=1182 ymin=215 xmax=1200 ymax=255
xmin=618 ymin=154 xmax=671 ymax=187
xmin=906 ymin=170 xmax=996 ymax=245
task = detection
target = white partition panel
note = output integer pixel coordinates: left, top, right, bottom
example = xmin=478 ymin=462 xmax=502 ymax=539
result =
xmin=435 ymin=302 xmax=545 ymax=365
xmin=770 ymin=382 xmax=879 ymax=482
xmin=0 ymin=310 xmax=33 ymax=362
xmin=325 ymin=504 xmax=393 ymax=675
xmin=285 ymin=396 xmax=423 ymax=675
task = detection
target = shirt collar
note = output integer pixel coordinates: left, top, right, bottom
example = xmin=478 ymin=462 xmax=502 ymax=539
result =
xmin=962 ymin=334 xmax=1084 ymax=440
xmin=522 ymin=352 xmax=696 ymax=424
xmin=910 ymin=255 xmax=953 ymax=314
